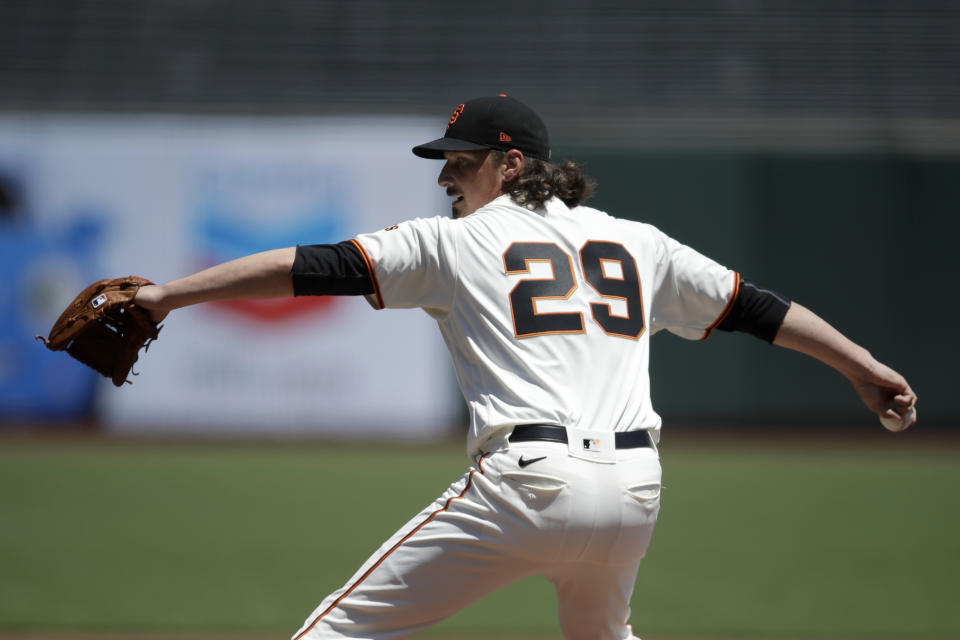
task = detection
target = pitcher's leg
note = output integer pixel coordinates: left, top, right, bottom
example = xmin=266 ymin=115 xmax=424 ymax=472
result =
xmin=292 ymin=458 xmax=536 ymax=639
xmin=549 ymin=560 xmax=645 ymax=640
xmin=548 ymin=452 xmax=661 ymax=640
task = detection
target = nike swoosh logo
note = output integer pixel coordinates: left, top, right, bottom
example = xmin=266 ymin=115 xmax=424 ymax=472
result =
xmin=518 ymin=455 xmax=547 ymax=468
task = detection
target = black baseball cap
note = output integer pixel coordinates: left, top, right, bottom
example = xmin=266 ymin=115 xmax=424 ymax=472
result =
xmin=412 ymin=94 xmax=551 ymax=162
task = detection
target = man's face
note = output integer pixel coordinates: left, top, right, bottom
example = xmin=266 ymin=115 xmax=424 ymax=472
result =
xmin=437 ymin=150 xmax=505 ymax=218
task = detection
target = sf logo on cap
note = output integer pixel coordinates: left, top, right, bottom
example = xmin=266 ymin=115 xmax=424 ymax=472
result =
xmin=447 ymin=104 xmax=465 ymax=129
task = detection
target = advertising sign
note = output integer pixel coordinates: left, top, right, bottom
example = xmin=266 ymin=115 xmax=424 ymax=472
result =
xmin=0 ymin=116 xmax=459 ymax=437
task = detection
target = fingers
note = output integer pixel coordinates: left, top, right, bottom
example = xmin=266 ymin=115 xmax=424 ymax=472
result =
xmin=855 ymin=361 xmax=917 ymax=431
xmin=893 ymin=393 xmax=916 ymax=408
xmin=872 ymin=376 xmax=918 ymax=431
xmin=885 ymin=391 xmax=917 ymax=417
xmin=867 ymin=360 xmax=910 ymax=393
xmin=893 ymin=383 xmax=918 ymax=409
xmin=874 ymin=366 xmax=917 ymax=410
xmin=880 ymin=403 xmax=917 ymax=431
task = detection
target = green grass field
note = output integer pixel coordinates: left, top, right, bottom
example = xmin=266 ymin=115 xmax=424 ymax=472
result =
xmin=1 ymin=431 xmax=958 ymax=639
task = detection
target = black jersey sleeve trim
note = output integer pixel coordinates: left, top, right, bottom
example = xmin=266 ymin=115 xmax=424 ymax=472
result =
xmin=715 ymin=278 xmax=792 ymax=343
xmin=291 ymin=241 xmax=375 ymax=297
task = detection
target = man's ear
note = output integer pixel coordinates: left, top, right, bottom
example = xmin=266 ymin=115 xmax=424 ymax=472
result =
xmin=502 ymin=149 xmax=525 ymax=182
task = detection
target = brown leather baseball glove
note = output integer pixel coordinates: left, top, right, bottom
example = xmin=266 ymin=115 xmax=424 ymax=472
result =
xmin=36 ymin=276 xmax=161 ymax=386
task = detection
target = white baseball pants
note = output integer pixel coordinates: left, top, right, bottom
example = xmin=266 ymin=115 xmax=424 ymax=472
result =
xmin=293 ymin=440 xmax=662 ymax=640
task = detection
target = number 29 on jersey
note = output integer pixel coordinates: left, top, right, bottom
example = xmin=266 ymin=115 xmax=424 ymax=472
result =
xmin=503 ymin=240 xmax=645 ymax=340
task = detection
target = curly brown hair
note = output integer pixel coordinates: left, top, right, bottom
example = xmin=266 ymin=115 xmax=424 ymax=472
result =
xmin=491 ymin=152 xmax=596 ymax=209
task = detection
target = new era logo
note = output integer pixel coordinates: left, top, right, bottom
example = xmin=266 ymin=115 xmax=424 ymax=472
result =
xmin=499 ymin=132 xmax=512 ymax=142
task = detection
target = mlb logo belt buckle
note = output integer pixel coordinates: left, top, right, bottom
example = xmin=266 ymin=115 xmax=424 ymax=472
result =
xmin=566 ymin=428 xmax=617 ymax=463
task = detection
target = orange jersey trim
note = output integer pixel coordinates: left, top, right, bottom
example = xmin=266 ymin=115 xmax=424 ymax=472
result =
xmin=701 ymin=271 xmax=741 ymax=340
xmin=349 ymin=238 xmax=384 ymax=310
xmin=293 ymin=454 xmax=490 ymax=640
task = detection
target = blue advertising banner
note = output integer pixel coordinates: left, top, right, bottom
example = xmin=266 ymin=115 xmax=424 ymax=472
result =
xmin=0 ymin=164 xmax=102 ymax=418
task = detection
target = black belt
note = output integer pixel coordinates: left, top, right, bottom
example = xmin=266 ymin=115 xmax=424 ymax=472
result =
xmin=509 ymin=424 xmax=652 ymax=449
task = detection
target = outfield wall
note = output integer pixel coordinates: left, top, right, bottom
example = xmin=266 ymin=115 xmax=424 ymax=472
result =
xmin=567 ymin=148 xmax=954 ymax=426
xmin=0 ymin=116 xmax=953 ymax=432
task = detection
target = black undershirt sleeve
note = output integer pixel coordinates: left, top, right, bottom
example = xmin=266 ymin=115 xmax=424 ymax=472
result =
xmin=291 ymin=241 xmax=375 ymax=296
xmin=715 ymin=279 xmax=792 ymax=343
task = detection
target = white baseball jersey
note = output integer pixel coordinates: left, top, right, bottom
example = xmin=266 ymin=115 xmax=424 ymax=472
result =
xmin=354 ymin=194 xmax=739 ymax=457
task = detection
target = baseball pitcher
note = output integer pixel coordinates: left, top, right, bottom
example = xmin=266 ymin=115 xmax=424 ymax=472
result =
xmin=75 ymin=95 xmax=916 ymax=639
